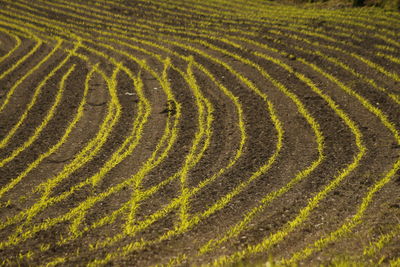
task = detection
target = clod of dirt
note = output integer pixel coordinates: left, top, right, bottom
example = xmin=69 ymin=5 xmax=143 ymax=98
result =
xmin=160 ymin=100 xmax=177 ymax=115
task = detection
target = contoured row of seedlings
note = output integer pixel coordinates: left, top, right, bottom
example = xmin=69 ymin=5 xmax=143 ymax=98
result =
xmin=0 ymin=11 xmax=162 ymax=234
xmin=132 ymin=5 xmax=396 ymax=266
xmin=106 ymin=0 xmax=400 ymax=88
xmin=181 ymin=36 xmax=363 ymax=267
xmin=86 ymin=56 xmax=215 ymax=264
xmin=0 ymin=8 xmax=186 ymax=262
xmin=89 ymin=27 xmax=248 ymax=212
xmin=363 ymin=223 xmax=400 ymax=259
xmin=78 ymin=30 xmax=284 ymax=267
xmin=0 ymin=26 xmax=43 ymax=113
xmin=12 ymin=3 xmax=250 ymax=262
xmin=6 ymin=0 xmax=256 ymax=266
xmin=47 ymin=2 xmax=400 ymax=266
xmin=125 ymin=14 xmax=400 ymax=266
xmin=7 ymin=0 xmax=362 ymax=266
xmin=0 ymin=61 xmax=121 ymax=248
xmin=104 ymin=15 xmax=326 ymax=262
xmin=0 ymin=28 xmax=21 ymax=64
xmin=0 ymin=39 xmax=95 ymax=200
xmin=134 ymin=6 xmax=394 ymax=266
xmin=0 ymin=32 xmax=42 ymax=82
xmin=1 ymin=0 xmax=398 ymax=266
xmin=228 ymin=33 xmax=400 ymax=265
xmin=158 ymin=0 xmax=398 ymax=40
xmin=0 ymin=39 xmax=75 ymax=167
xmin=220 ymin=28 xmax=399 ymax=264
xmin=70 ymin=56 xmax=182 ymax=263
xmin=261 ymin=29 xmax=400 ymax=105
xmin=41 ymin=44 xmax=181 ymax=260
xmin=194 ymin=40 xmax=325 ymax=255
xmin=78 ymin=0 xmax=399 ymax=73
xmin=0 ymin=18 xmax=120 ymax=225
xmin=25 ymin=1 xmax=253 ymax=264
xmin=0 ymin=42 xmax=152 ymax=251
xmin=281 ymin=58 xmax=399 ymax=265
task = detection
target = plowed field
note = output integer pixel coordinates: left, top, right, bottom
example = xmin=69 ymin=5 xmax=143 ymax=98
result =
xmin=0 ymin=0 xmax=399 ymax=266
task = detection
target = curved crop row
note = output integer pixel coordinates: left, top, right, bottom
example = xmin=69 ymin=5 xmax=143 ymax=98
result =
xmin=0 ymin=0 xmax=399 ymax=266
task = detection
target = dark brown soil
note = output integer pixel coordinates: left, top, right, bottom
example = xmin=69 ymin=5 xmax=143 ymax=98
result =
xmin=0 ymin=0 xmax=399 ymax=266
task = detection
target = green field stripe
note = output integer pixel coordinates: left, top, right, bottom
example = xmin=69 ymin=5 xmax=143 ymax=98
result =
xmin=215 ymin=0 xmax=399 ymax=37
xmin=0 ymin=38 xmax=64 ymax=151
xmin=155 ymin=35 xmax=283 ymax=198
xmin=47 ymin=23 xmax=247 ymax=255
xmin=230 ymin=32 xmax=400 ymax=265
xmin=175 ymin=0 xmax=399 ymax=51
xmin=119 ymin=32 xmax=318 ymax=250
xmin=16 ymin=0 xmax=308 ymax=43
xmin=363 ymin=223 xmax=400 ymax=257
xmin=0 ymin=61 xmax=96 ymax=200
xmin=38 ymin=0 xmax=400 ymax=107
xmin=259 ymin=29 xmax=400 ymax=105
xmin=9 ymin=55 xmax=179 ymax=253
xmin=284 ymin=161 xmax=400 ymax=265
xmin=262 ymin=26 xmax=400 ymax=83
xmin=0 ymin=8 xmax=181 ymax=255
xmin=0 ymin=5 xmax=101 ymax=44
xmin=152 ymin=253 xmax=188 ymax=267
xmin=84 ymin=32 xmax=284 ymax=267
xmin=0 ymin=7 xmax=84 ymax=41
xmin=132 ymin=33 xmax=281 ymax=226
xmin=172 ymin=60 xmax=214 ymax=231
xmin=0 ymin=28 xmax=21 ymax=64
xmin=148 ymin=0 xmax=400 ymax=40
xmin=93 ymin=32 xmax=247 ymax=219
xmin=80 ymin=58 xmax=183 ymax=250
xmin=47 ymin=6 xmax=282 ymax=262
xmin=0 ymin=12 xmax=66 ymax=41
xmin=122 ymin=58 xmax=186 ymax=234
xmin=37 ymin=0 xmax=156 ymax=30
xmin=24 ymin=0 xmax=400 ymax=54
xmin=1 ymin=0 xmax=399 ymax=265
xmin=197 ymin=40 xmax=325 ymax=254
xmin=61 ymin=63 xmax=151 ymax=240
xmin=10 ymin=0 xmax=137 ymax=32
xmin=390 ymin=257 xmax=400 ymax=267
xmin=0 ymin=34 xmax=43 ymax=114
xmin=0 ymin=33 xmax=42 ymax=82
xmin=87 ymin=55 xmax=246 ymax=256
xmin=280 ymin=60 xmax=400 ymax=264
xmin=154 ymin=0 xmax=398 ymax=39
xmin=14 ymin=0 xmax=394 ymax=71
xmin=0 ymin=53 xmax=118 ymax=228
xmin=0 ymin=41 xmax=81 ymax=168
xmin=377 ymin=52 xmax=400 ymax=65
xmin=9 ymin=0 xmax=154 ymax=35
xmin=0 ymin=63 xmax=123 ymax=249
xmin=11 ymin=2 xmax=396 ymax=266
xmin=31 ymin=62 xmax=118 ymax=195
xmin=78 ymin=58 xmax=181 ymax=252
xmin=140 ymin=21 xmax=372 ymax=262
xmin=206 ymin=38 xmax=366 ymax=266
xmin=354 ymin=53 xmax=400 ymax=83
xmin=234 ymin=39 xmax=400 ymax=264
xmin=50 ymin=0 xmax=400 ymax=90
xmin=374 ymin=44 xmax=398 ymax=53
xmin=240 ymin=35 xmax=399 ymax=265
xmin=43 ymin=3 xmax=250 ymax=260
xmin=83 ymin=43 xmax=179 ymax=188
xmin=76 ymin=44 xmax=152 ymax=188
